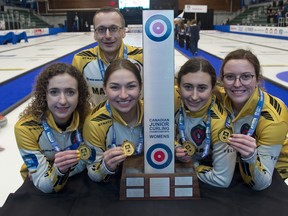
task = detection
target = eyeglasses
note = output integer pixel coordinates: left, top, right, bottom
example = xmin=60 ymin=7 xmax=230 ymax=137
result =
xmin=94 ymin=25 xmax=123 ymax=36
xmin=222 ymin=73 xmax=255 ymax=85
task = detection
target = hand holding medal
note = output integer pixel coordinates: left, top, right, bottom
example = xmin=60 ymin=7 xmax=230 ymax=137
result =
xmin=103 ymin=146 xmax=128 ymax=172
xmin=54 ymin=150 xmax=81 ymax=173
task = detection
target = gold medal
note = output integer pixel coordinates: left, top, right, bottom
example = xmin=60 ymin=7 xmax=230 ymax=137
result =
xmin=121 ymin=140 xmax=135 ymax=156
xmin=78 ymin=143 xmax=92 ymax=160
xmin=218 ymin=128 xmax=232 ymax=143
xmin=183 ymin=141 xmax=196 ymax=156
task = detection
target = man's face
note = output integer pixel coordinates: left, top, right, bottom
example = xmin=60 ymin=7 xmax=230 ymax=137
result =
xmin=94 ymin=12 xmax=126 ymax=59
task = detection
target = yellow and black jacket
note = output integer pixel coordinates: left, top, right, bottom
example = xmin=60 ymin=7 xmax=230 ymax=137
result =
xmin=72 ymin=42 xmax=143 ymax=106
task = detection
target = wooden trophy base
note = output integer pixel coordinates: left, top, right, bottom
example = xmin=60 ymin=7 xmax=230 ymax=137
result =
xmin=119 ymin=155 xmax=200 ymax=200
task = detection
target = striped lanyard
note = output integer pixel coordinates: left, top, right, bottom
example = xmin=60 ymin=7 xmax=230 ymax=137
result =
xmin=97 ymin=45 xmax=128 ymax=80
xmin=105 ymin=101 xmax=143 ymax=154
xmin=42 ymin=119 xmax=82 ymax=152
xmin=225 ymin=88 xmax=264 ymax=136
xmin=178 ymin=99 xmax=214 ymax=160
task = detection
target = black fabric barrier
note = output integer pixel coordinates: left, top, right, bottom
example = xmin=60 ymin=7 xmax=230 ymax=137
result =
xmin=1 ymin=166 xmax=288 ymax=216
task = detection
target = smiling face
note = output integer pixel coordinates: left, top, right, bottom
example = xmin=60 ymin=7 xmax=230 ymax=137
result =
xmin=93 ymin=11 xmax=126 ymax=61
xmin=46 ymin=73 xmax=79 ymax=125
xmin=104 ymin=68 xmax=141 ymax=116
xmin=179 ymin=71 xmax=213 ymax=112
xmin=222 ymin=59 xmax=258 ymax=112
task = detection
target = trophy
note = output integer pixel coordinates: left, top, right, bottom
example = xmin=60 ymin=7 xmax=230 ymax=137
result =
xmin=119 ymin=10 xmax=200 ymax=200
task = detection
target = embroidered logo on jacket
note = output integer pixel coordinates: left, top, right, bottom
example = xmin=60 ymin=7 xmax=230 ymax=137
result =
xmin=190 ymin=124 xmax=206 ymax=146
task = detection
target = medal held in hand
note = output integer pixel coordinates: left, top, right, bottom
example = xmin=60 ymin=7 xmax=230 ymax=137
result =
xmin=183 ymin=141 xmax=196 ymax=156
xmin=122 ymin=140 xmax=135 ymax=156
xmin=78 ymin=143 xmax=92 ymax=160
xmin=219 ymin=128 xmax=232 ymax=143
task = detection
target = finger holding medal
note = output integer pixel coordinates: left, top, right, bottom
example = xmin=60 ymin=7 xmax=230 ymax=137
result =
xmin=103 ymin=147 xmax=127 ymax=172
xmin=175 ymin=145 xmax=192 ymax=163
xmin=54 ymin=150 xmax=81 ymax=173
xmin=228 ymin=134 xmax=256 ymax=159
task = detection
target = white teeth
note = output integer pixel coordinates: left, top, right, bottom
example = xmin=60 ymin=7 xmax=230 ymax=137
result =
xmin=232 ymin=90 xmax=245 ymax=94
xmin=57 ymin=106 xmax=69 ymax=110
xmin=188 ymin=101 xmax=199 ymax=106
xmin=118 ymin=101 xmax=129 ymax=104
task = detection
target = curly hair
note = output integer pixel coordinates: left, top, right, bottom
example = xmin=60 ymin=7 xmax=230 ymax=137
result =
xmin=19 ymin=63 xmax=91 ymax=126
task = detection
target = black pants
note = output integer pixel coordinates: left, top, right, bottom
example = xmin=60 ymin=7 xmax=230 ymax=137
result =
xmin=186 ymin=35 xmax=190 ymax=50
xmin=179 ymin=34 xmax=184 ymax=48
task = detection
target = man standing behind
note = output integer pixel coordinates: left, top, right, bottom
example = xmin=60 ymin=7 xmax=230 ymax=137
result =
xmin=190 ymin=19 xmax=200 ymax=56
xmin=72 ymin=7 xmax=143 ymax=106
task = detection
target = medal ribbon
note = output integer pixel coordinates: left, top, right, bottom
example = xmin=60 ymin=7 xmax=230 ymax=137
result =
xmin=135 ymin=128 xmax=143 ymax=154
xmin=178 ymin=101 xmax=187 ymax=144
xmin=246 ymin=89 xmax=264 ymax=136
xmin=105 ymin=101 xmax=143 ymax=154
xmin=202 ymin=101 xmax=212 ymax=160
xmin=42 ymin=119 xmax=82 ymax=152
xmin=105 ymin=101 xmax=117 ymax=148
xmin=225 ymin=88 xmax=264 ymax=136
xmin=178 ymin=99 xmax=214 ymax=160
xmin=97 ymin=45 xmax=128 ymax=80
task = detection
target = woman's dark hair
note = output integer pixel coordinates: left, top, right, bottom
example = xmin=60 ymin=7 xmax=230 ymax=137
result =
xmin=177 ymin=57 xmax=217 ymax=88
xmin=220 ymin=49 xmax=263 ymax=82
xmin=103 ymin=58 xmax=142 ymax=89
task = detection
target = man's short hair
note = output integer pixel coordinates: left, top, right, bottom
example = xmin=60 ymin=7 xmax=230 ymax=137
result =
xmin=93 ymin=6 xmax=125 ymax=27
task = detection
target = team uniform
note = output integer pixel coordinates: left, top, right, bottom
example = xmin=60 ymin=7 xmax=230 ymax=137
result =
xmin=83 ymin=100 xmax=144 ymax=182
xmin=72 ymin=43 xmax=143 ymax=106
xmin=223 ymin=87 xmax=288 ymax=190
xmin=15 ymin=111 xmax=88 ymax=193
xmin=174 ymin=90 xmax=237 ymax=188
xmin=276 ymin=133 xmax=288 ymax=180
